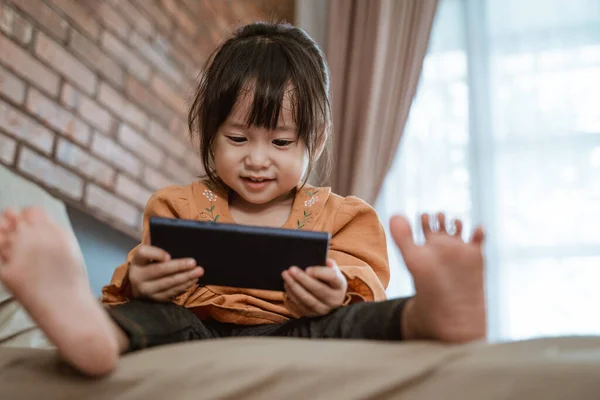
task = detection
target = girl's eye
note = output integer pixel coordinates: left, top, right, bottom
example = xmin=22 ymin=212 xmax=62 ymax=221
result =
xmin=272 ymin=139 xmax=294 ymax=147
xmin=226 ymin=136 xmax=247 ymax=143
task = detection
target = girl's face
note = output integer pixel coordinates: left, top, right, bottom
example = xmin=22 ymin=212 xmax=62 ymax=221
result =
xmin=212 ymin=90 xmax=308 ymax=206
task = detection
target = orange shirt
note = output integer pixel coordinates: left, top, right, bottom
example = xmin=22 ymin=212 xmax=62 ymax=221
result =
xmin=101 ymin=181 xmax=390 ymax=325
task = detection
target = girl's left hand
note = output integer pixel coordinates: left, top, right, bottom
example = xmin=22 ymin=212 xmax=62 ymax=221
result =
xmin=282 ymin=259 xmax=348 ymax=317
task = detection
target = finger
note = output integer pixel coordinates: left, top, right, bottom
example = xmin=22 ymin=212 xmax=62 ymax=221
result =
xmin=284 ymin=283 xmax=317 ymax=317
xmin=437 ymin=212 xmax=447 ymax=233
xmin=133 ymin=245 xmax=171 ymax=265
xmin=283 ymin=270 xmax=329 ymax=315
xmin=453 ymin=219 xmax=463 ymax=237
xmin=306 ymin=266 xmax=345 ymax=290
xmin=142 ymin=258 xmax=197 ymax=280
xmin=471 ymin=226 xmax=485 ymax=245
xmin=420 ymin=214 xmax=432 ymax=238
xmin=291 ymin=266 xmax=338 ymax=305
xmin=141 ymin=267 xmax=204 ymax=295
xmin=154 ymin=279 xmax=198 ymax=302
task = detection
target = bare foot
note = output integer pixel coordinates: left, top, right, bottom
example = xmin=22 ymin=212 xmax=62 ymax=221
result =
xmin=390 ymin=213 xmax=487 ymax=343
xmin=0 ymin=207 xmax=119 ymax=376
xmin=0 ymin=208 xmax=18 ymax=262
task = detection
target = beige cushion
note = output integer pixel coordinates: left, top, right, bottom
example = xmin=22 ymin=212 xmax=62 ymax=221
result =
xmin=0 ymin=165 xmax=85 ymax=348
xmin=0 ymin=336 xmax=599 ymax=399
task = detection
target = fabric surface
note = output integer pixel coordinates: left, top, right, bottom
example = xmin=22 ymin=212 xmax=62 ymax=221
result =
xmin=0 ymin=164 xmax=85 ymax=349
xmin=107 ymin=297 xmax=408 ymax=352
xmin=1 ymin=336 xmax=599 ymax=400
xmin=326 ymin=0 xmax=438 ymax=204
xmin=102 ymin=181 xmax=391 ymax=324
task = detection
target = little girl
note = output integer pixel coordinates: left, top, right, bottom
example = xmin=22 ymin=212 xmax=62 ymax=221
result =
xmin=0 ymin=22 xmax=486 ymax=377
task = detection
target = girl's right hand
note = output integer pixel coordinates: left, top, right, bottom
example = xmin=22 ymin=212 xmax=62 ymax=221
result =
xmin=128 ymin=244 xmax=204 ymax=301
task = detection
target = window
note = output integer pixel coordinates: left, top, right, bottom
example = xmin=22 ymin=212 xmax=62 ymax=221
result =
xmin=377 ymin=0 xmax=600 ymax=340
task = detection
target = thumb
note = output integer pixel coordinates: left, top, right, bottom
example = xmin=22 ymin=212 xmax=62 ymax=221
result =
xmin=326 ymin=258 xmax=338 ymax=268
xmin=389 ymin=215 xmax=417 ymax=257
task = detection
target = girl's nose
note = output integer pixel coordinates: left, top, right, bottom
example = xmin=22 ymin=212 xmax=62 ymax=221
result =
xmin=244 ymin=147 xmax=271 ymax=169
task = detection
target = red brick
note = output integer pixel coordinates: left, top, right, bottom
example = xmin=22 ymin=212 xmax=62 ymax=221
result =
xmin=6 ymin=0 xmax=68 ymax=42
xmin=0 ymin=98 xmax=55 ymax=154
xmin=93 ymin=1 xmax=130 ymax=40
xmin=125 ymin=75 xmax=174 ymax=126
xmin=161 ymin=0 xmax=197 ymax=36
xmin=101 ymin=31 xmax=151 ymax=82
xmin=48 ymin=0 xmax=100 ymax=40
xmin=0 ymin=131 xmax=17 ymax=165
xmin=18 ymin=146 xmax=83 ymax=199
xmin=86 ymin=183 xmax=140 ymax=228
xmin=108 ymin=0 xmax=154 ymax=38
xmin=130 ymin=32 xmax=183 ymax=86
xmin=1 ymin=4 xmax=32 ymax=45
xmin=11 ymin=9 xmax=32 ymax=45
xmin=183 ymin=148 xmax=204 ymax=175
xmin=132 ymin=0 xmax=172 ymax=34
xmin=174 ymin=30 xmax=208 ymax=66
xmin=170 ymin=117 xmax=188 ymax=139
xmin=56 ymin=138 xmax=115 ymax=187
xmin=115 ymin=173 xmax=152 ymax=208
xmin=60 ymin=82 xmax=78 ymax=110
xmin=170 ymin=46 xmax=200 ymax=82
xmin=147 ymin=121 xmax=186 ymax=159
xmin=0 ymin=3 xmax=13 ymax=35
xmin=26 ymin=88 xmax=91 ymax=146
xmin=98 ymin=82 xmax=147 ymax=131
xmin=150 ymin=74 xmax=188 ymax=116
xmin=143 ymin=166 xmax=173 ymax=190
xmin=0 ymin=64 xmax=26 ymax=104
xmin=117 ymin=123 xmax=163 ymax=167
xmin=0 ymin=33 xmax=60 ymax=97
xmin=183 ymin=0 xmax=203 ymax=17
xmin=91 ymin=131 xmax=142 ymax=176
xmin=164 ymin=157 xmax=196 ymax=184
xmin=62 ymin=84 xmax=115 ymax=134
xmin=69 ymin=29 xmax=124 ymax=87
xmin=35 ymin=32 xmax=97 ymax=95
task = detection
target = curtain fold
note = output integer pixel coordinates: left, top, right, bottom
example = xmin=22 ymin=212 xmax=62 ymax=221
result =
xmin=325 ymin=0 xmax=438 ymax=204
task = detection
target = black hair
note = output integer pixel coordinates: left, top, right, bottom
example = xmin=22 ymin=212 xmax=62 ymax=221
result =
xmin=188 ymin=22 xmax=331 ymax=188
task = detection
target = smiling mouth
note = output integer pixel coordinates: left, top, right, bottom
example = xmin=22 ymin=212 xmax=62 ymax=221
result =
xmin=243 ymin=177 xmax=273 ymax=182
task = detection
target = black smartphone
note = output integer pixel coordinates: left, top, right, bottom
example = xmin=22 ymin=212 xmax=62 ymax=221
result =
xmin=149 ymin=217 xmax=331 ymax=291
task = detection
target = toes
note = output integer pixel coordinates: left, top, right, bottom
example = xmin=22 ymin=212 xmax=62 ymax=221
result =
xmin=0 ymin=208 xmax=19 ymax=232
xmin=471 ymin=226 xmax=485 ymax=245
xmin=420 ymin=214 xmax=432 ymax=239
xmin=20 ymin=207 xmax=50 ymax=224
xmin=453 ymin=219 xmax=463 ymax=237
xmin=437 ymin=213 xmax=447 ymax=233
xmin=0 ymin=232 xmax=13 ymax=264
xmin=390 ymin=215 xmax=416 ymax=254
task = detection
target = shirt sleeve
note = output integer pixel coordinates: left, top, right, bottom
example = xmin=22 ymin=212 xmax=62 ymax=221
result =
xmin=328 ymin=196 xmax=390 ymax=303
xmin=101 ymin=185 xmax=190 ymax=305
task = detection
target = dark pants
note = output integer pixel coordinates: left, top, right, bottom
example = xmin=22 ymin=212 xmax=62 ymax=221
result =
xmin=107 ymin=298 xmax=410 ymax=353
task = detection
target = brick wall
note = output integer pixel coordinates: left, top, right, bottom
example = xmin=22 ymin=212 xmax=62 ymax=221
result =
xmin=0 ymin=0 xmax=294 ymax=238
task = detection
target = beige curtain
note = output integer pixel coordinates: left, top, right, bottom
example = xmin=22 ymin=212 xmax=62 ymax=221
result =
xmin=325 ymin=0 xmax=438 ymax=204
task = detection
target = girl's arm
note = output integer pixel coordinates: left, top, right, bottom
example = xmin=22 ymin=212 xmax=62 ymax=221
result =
xmin=327 ymin=196 xmax=390 ymax=303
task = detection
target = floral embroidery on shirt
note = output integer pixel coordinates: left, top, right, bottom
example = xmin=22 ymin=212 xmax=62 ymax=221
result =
xmin=200 ymin=189 xmax=220 ymax=222
xmin=297 ymin=189 xmax=319 ymax=229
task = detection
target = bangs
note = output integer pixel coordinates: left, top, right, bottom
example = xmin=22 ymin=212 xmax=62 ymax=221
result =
xmin=241 ymin=41 xmax=295 ymax=131
xmin=201 ymin=36 xmax=328 ymax=141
